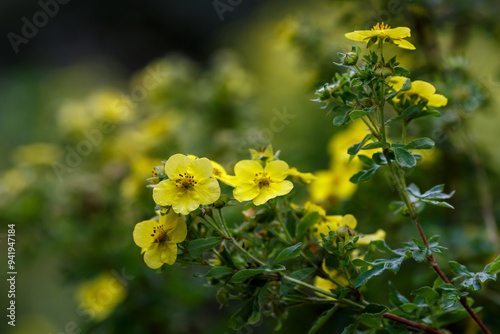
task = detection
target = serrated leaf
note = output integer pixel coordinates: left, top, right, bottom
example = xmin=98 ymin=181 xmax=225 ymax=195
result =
xmin=361 ymin=141 xmax=390 ymax=150
xmin=347 ymin=134 xmax=372 ymax=155
xmin=273 ymin=243 xmax=302 ymax=265
xmin=349 ymin=110 xmax=371 ymax=120
xmin=188 ymin=237 xmax=222 ymax=258
xmin=389 ymin=282 xmax=410 ymax=307
xmin=297 ymin=212 xmax=321 ymax=238
xmin=354 ymin=264 xmax=385 ymax=289
xmin=484 ymin=255 xmax=500 ymax=274
xmin=449 ymin=261 xmax=472 ymax=277
xmin=412 ymin=286 xmax=439 ymax=305
xmin=231 ymin=268 xmax=266 ymax=283
xmin=394 ymin=148 xmax=416 ymax=168
xmin=194 ymin=266 xmax=234 ymax=278
xmin=404 ymin=138 xmax=435 ymax=150
xmin=349 ymin=166 xmax=380 ymax=184
xmin=307 ymin=305 xmax=339 ymax=334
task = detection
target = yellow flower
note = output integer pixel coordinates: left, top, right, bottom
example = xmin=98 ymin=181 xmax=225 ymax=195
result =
xmin=309 ymin=167 xmax=358 ymax=203
xmin=75 ymin=272 xmax=127 ymax=321
xmin=388 ymin=76 xmax=448 ymax=107
xmin=233 ymin=160 xmax=293 ymax=206
xmin=313 ymin=261 xmax=349 ymax=298
xmin=357 ymin=229 xmax=386 ymax=245
xmin=313 ymin=213 xmax=357 ymax=239
xmin=210 ymin=160 xmax=237 ymax=187
xmin=249 ymin=145 xmax=277 ymax=163
xmin=133 ymin=210 xmax=187 ymax=269
xmin=288 ymin=167 xmax=316 ymax=184
xmin=12 ymin=143 xmax=62 ymax=166
xmin=153 ymin=154 xmax=221 ymax=215
xmin=345 ymin=22 xmax=416 ymax=50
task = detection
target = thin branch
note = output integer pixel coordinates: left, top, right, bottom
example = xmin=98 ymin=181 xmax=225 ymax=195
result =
xmin=382 ymin=313 xmax=446 ymax=334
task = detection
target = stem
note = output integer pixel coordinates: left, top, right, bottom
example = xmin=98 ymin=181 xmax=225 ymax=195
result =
xmin=228 ymin=237 xmax=266 ymax=266
xmin=383 ymin=151 xmax=491 ymax=334
xmin=281 ymin=275 xmax=364 ymax=309
xmin=382 ymin=314 xmax=447 ymax=334
xmin=215 ymin=209 xmax=232 ymax=237
xmin=401 ymin=120 xmax=407 ymax=144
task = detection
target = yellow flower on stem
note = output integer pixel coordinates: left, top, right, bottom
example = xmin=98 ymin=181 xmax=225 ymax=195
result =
xmin=357 ymin=229 xmax=386 ymax=245
xmin=388 ymin=76 xmax=448 ymax=107
xmin=233 ymin=160 xmax=293 ymax=206
xmin=210 ymin=160 xmax=237 ymax=187
xmin=133 ymin=210 xmax=187 ymax=269
xmin=153 ymin=154 xmax=221 ymax=215
xmin=345 ymin=22 xmax=416 ymax=50
xmin=313 ymin=213 xmax=357 ymax=239
xmin=288 ymin=167 xmax=316 ymax=184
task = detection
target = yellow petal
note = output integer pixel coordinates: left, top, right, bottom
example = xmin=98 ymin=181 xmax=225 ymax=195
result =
xmin=233 ymin=182 xmax=260 ymax=202
xmin=392 ymin=38 xmax=416 ymax=50
xmin=210 ymin=160 xmax=227 ymax=178
xmin=387 ymin=76 xmax=407 ymax=92
xmin=341 ymin=214 xmax=357 ymax=229
xmin=411 ymin=80 xmax=436 ymax=97
xmin=234 ymin=160 xmax=263 ymax=181
xmin=253 ymin=180 xmax=293 ymax=206
xmin=386 ymin=27 xmax=411 ymax=39
xmin=265 ymin=160 xmax=290 ymax=182
xmin=345 ymin=30 xmax=380 ymax=42
xmin=133 ymin=220 xmax=158 ymax=249
xmin=143 ymin=246 xmax=163 ymax=269
xmin=219 ymin=174 xmax=237 ymax=187
xmin=358 ymin=229 xmax=386 ymax=245
xmin=304 ymin=201 xmax=326 ymax=217
xmin=160 ymin=242 xmax=178 ymax=265
xmin=171 ymin=192 xmax=201 ymax=215
xmin=152 ymin=179 xmax=178 ymax=206
xmin=192 ymin=177 xmax=221 ymax=205
xmin=164 ymin=154 xmax=193 ymax=179
xmin=161 ymin=211 xmax=187 ymax=243
xmin=188 ymin=157 xmax=213 ymax=179
xmin=427 ymin=94 xmax=448 ymax=107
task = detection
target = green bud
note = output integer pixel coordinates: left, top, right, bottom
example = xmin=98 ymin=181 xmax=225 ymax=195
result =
xmin=342 ymin=52 xmax=358 ymax=66
xmin=375 ymin=63 xmax=394 ymax=78
xmin=216 ymin=287 xmax=229 ymax=306
xmin=337 ymin=225 xmax=358 ymax=238
xmin=359 ymin=97 xmax=374 ymax=108
xmin=212 ymin=194 xmax=230 ymax=209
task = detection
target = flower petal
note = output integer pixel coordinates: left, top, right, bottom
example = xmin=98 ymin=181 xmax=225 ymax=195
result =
xmin=233 ymin=182 xmax=260 ymax=202
xmin=133 ymin=220 xmax=158 ymax=249
xmin=265 ymin=160 xmax=289 ymax=182
xmin=386 ymin=27 xmax=411 ymax=39
xmin=427 ymin=94 xmax=448 ymax=107
xmin=410 ymin=80 xmax=436 ymax=97
xmin=234 ymin=160 xmax=263 ymax=182
xmin=161 ymin=211 xmax=187 ymax=243
xmin=253 ymin=180 xmax=293 ymax=206
xmin=345 ymin=30 xmax=380 ymax=42
xmin=164 ymin=154 xmax=193 ymax=179
xmin=392 ymin=38 xmax=416 ymax=50
xmin=188 ymin=158 xmax=213 ymax=179
xmin=171 ymin=191 xmax=201 ymax=215
xmin=341 ymin=214 xmax=357 ymax=229
xmin=160 ymin=242 xmax=178 ymax=265
xmin=143 ymin=246 xmax=163 ymax=269
xmin=193 ymin=177 xmax=221 ymax=205
xmin=152 ymin=179 xmax=178 ymax=206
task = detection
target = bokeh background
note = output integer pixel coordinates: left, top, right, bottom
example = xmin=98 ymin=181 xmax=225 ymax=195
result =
xmin=1 ymin=0 xmax=500 ymax=333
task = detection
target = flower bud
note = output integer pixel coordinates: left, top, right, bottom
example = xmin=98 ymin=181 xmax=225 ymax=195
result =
xmin=342 ymin=52 xmax=359 ymax=66
xmin=213 ymin=194 xmax=230 ymax=209
xmin=337 ymin=225 xmax=358 ymax=238
xmin=375 ymin=63 xmax=394 ymax=78
xmin=359 ymin=97 xmax=374 ymax=108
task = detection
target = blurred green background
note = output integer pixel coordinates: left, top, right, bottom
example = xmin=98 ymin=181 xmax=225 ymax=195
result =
xmin=1 ymin=0 xmax=500 ymax=333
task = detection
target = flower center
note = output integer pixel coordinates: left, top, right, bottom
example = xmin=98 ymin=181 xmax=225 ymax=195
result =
xmin=175 ymin=172 xmax=198 ymax=189
xmin=213 ymin=168 xmax=222 ymax=177
xmin=254 ymin=172 xmax=271 ymax=188
xmin=371 ymin=22 xmax=390 ymax=31
xmin=151 ymin=225 xmax=171 ymax=244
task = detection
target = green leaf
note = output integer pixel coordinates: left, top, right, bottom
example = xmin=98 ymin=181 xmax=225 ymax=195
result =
xmin=421 ymin=199 xmax=454 ymax=209
xmin=358 ymin=154 xmax=376 ymax=167
xmin=393 ymin=67 xmax=410 ymax=77
xmin=449 ymin=261 xmax=472 ymax=277
xmin=273 ymin=243 xmax=302 ymax=265
xmin=361 ymin=141 xmax=390 ymax=150
xmin=194 ymin=266 xmax=234 ymax=278
xmin=385 ymin=105 xmax=422 ymax=123
xmin=284 ymin=210 xmax=298 ymax=238
xmin=188 ymin=237 xmax=222 ymax=258
xmin=307 ymin=306 xmax=339 ymax=334
xmin=349 ymin=166 xmax=380 ymax=184
xmin=280 ymin=268 xmax=316 ymax=296
xmin=333 ymin=113 xmax=349 ymax=126
xmin=347 ymin=134 xmax=372 ymax=155
xmin=297 ymin=212 xmax=321 ymax=238
xmin=369 ymin=240 xmax=401 ymax=256
xmin=412 ymin=250 xmax=426 ymax=262
xmin=484 ymin=255 xmax=500 ymax=274
xmin=389 ymin=282 xmax=410 ymax=307
xmin=404 ymin=138 xmax=435 ymax=150
xmin=349 ymin=110 xmax=371 ymax=120
xmin=394 ymin=148 xmax=416 ymax=168
xmin=412 ymin=286 xmax=439 ymax=305
xmin=231 ymin=268 xmax=266 ymax=283
xmin=354 ymin=264 xmax=385 ymax=289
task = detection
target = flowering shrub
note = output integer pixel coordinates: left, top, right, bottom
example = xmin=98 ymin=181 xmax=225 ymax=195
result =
xmin=132 ymin=23 xmax=499 ymax=333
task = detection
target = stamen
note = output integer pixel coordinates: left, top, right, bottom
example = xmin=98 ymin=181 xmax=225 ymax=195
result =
xmin=371 ymin=22 xmax=390 ymax=31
